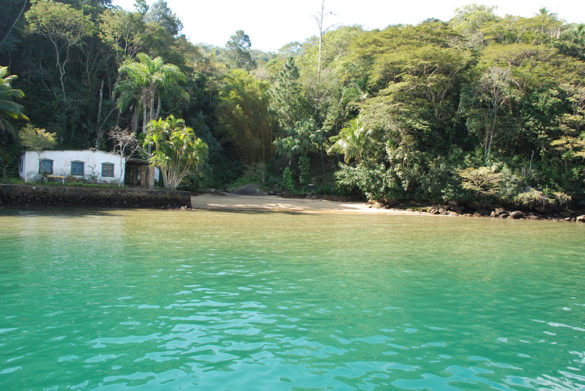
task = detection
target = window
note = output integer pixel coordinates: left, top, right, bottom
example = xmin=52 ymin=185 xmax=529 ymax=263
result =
xmin=102 ymin=163 xmax=114 ymax=177
xmin=39 ymin=159 xmax=53 ymax=174
xmin=71 ymin=161 xmax=84 ymax=176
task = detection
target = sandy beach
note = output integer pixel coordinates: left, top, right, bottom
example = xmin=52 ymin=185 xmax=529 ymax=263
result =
xmin=190 ymin=193 xmax=428 ymax=215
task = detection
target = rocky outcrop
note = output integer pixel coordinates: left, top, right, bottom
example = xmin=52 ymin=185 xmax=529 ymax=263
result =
xmin=0 ymin=185 xmax=191 ymax=209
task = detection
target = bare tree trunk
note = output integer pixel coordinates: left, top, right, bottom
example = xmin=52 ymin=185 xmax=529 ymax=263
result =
xmin=95 ymin=79 xmax=104 ymax=148
xmin=315 ymin=0 xmax=325 ymax=84
xmin=142 ymin=103 xmax=147 ymax=134
xmin=132 ymin=106 xmax=139 ymax=133
xmin=155 ymin=94 xmax=161 ymax=120
xmin=1 ymin=0 xmax=27 ymax=44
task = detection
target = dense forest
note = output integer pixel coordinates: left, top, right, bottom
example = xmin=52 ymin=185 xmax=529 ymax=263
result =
xmin=1 ymin=0 xmax=585 ymax=211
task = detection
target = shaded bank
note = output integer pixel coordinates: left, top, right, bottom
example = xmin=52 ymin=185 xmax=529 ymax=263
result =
xmin=0 ymin=185 xmax=191 ymax=209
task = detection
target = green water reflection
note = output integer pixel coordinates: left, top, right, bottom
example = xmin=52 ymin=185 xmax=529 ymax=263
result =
xmin=0 ymin=209 xmax=584 ymax=390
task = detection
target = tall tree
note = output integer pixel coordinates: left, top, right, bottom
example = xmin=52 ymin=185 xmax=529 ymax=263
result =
xmin=146 ymin=0 xmax=183 ymax=36
xmin=225 ymin=30 xmax=256 ymax=70
xmin=25 ymin=0 xmax=95 ymax=100
xmin=215 ymin=69 xmax=275 ymax=163
xmin=115 ymin=53 xmax=188 ymax=134
xmin=314 ymin=0 xmax=334 ymax=83
xmin=269 ymin=56 xmax=307 ymax=129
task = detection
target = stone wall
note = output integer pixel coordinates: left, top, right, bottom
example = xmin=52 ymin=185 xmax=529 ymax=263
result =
xmin=0 ymin=185 xmax=191 ymax=209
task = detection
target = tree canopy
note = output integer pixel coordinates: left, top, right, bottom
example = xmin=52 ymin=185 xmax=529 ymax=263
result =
xmin=1 ymin=1 xmax=584 ymax=211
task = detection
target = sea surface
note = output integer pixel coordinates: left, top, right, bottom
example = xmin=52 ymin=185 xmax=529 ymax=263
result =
xmin=0 ymin=209 xmax=584 ymax=390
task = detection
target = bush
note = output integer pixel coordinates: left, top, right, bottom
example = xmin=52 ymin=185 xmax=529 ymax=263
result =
xmin=282 ymin=167 xmax=294 ymax=191
xmin=298 ymin=155 xmax=310 ymax=186
xmin=514 ymin=188 xmax=571 ymax=212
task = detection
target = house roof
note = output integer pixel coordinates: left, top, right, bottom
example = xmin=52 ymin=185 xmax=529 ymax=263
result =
xmin=23 ymin=149 xmax=120 ymax=157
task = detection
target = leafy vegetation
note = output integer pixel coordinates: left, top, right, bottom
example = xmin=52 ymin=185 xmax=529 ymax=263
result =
xmin=144 ymin=115 xmax=208 ymax=190
xmin=1 ymin=0 xmax=584 ymax=211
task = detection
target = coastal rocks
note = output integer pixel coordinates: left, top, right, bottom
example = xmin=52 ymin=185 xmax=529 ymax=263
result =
xmin=230 ymin=183 xmax=266 ymax=196
xmin=509 ymin=211 xmax=525 ymax=219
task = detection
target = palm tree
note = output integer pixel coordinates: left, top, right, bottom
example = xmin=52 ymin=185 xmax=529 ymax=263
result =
xmin=115 ymin=53 xmax=187 ymax=134
xmin=327 ymin=117 xmax=371 ymax=164
xmin=0 ymin=66 xmax=28 ymax=136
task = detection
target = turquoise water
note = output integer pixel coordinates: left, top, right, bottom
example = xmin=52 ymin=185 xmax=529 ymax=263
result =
xmin=1 ymin=209 xmax=584 ymax=390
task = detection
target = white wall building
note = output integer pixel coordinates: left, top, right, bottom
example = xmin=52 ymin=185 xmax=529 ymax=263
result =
xmin=19 ymin=150 xmax=125 ymax=184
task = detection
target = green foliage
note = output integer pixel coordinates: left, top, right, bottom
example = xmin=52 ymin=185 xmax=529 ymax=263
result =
xmin=144 ymin=115 xmax=208 ymax=190
xmin=214 ymin=69 xmax=275 ymax=164
xmin=146 ymin=0 xmax=182 ymax=36
xmin=225 ymin=30 xmax=256 ymax=70
xmin=282 ymin=166 xmax=294 ymax=192
xmin=269 ymin=56 xmax=308 ymax=129
xmin=298 ymin=155 xmax=310 ymax=185
xmin=0 ymin=66 xmax=27 ymax=136
xmin=18 ymin=125 xmax=57 ymax=151
xmin=116 ymin=53 xmax=188 ymax=134
xmin=2 ymin=2 xmax=585 ymax=209
xmin=514 ymin=188 xmax=570 ymax=212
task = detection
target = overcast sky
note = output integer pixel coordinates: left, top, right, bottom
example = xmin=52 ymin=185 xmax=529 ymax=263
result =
xmin=112 ymin=0 xmax=585 ymax=52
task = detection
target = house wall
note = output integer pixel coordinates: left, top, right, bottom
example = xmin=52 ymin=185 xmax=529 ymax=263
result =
xmin=19 ymin=150 xmax=125 ymax=184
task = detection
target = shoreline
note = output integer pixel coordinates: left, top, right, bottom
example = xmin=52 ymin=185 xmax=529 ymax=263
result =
xmin=191 ymin=193 xmax=585 ymax=223
xmin=190 ymin=193 xmax=585 ymax=222
xmin=190 ymin=193 xmax=427 ymax=215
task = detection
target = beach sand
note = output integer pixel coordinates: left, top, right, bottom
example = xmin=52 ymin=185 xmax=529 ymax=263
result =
xmin=190 ymin=193 xmax=429 ymax=215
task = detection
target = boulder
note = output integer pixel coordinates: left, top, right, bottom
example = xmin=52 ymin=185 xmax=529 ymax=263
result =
xmin=230 ymin=183 xmax=266 ymax=196
xmin=494 ymin=207 xmax=506 ymax=216
xmin=476 ymin=208 xmax=491 ymax=216
xmin=509 ymin=211 xmax=524 ymax=219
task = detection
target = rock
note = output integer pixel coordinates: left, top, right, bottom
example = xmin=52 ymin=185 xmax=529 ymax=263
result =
xmin=509 ymin=211 xmax=524 ymax=219
xmin=490 ymin=211 xmax=497 ymax=217
xmin=564 ymin=217 xmax=575 ymax=222
xmin=438 ymin=208 xmax=446 ymax=214
xmin=577 ymin=215 xmax=585 ymax=223
xmin=230 ymin=183 xmax=267 ymax=196
xmin=430 ymin=208 xmax=440 ymax=215
xmin=498 ymin=212 xmax=509 ymax=218
xmin=476 ymin=208 xmax=491 ymax=216
xmin=494 ymin=207 xmax=506 ymax=216
xmin=464 ymin=213 xmax=473 ymax=217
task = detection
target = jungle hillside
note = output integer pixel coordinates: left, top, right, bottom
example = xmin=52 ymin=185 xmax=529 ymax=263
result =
xmin=1 ymin=0 xmax=585 ymax=212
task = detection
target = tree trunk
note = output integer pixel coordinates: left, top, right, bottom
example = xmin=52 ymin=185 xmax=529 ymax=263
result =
xmin=1 ymin=0 xmax=27 ymax=43
xmin=95 ymin=79 xmax=104 ymax=149
xmin=155 ymin=94 xmax=161 ymax=120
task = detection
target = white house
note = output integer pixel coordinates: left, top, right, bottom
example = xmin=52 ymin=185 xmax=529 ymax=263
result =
xmin=19 ymin=150 xmax=125 ymax=184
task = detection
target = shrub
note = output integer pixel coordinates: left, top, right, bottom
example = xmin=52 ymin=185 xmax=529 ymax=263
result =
xmin=282 ymin=167 xmax=294 ymax=191
xmin=298 ymin=155 xmax=310 ymax=185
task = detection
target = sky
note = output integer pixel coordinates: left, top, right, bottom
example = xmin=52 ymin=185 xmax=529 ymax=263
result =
xmin=112 ymin=0 xmax=585 ymax=52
